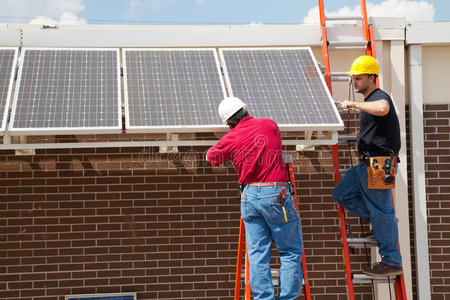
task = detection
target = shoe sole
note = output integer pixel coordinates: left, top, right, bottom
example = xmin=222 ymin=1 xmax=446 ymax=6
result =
xmin=362 ymin=270 xmax=403 ymax=278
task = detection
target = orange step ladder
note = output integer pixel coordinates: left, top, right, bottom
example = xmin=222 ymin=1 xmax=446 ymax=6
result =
xmin=233 ymin=154 xmax=311 ymax=300
xmin=318 ymin=0 xmax=407 ymax=299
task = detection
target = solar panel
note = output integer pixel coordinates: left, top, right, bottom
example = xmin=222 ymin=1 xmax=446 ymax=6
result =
xmin=9 ymin=48 xmax=121 ymax=135
xmin=0 ymin=48 xmax=18 ymax=134
xmin=123 ymin=48 xmax=227 ymax=133
xmin=219 ymin=47 xmax=343 ymax=131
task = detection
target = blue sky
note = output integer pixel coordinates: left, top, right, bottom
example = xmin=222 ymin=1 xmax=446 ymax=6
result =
xmin=0 ymin=0 xmax=448 ymax=26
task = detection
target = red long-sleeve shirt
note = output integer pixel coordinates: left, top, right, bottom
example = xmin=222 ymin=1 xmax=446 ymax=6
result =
xmin=207 ymin=116 xmax=287 ymax=184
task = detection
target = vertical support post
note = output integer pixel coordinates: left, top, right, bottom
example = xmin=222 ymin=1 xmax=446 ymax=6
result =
xmin=389 ymin=39 xmax=412 ymax=300
xmin=408 ymin=44 xmax=431 ymax=300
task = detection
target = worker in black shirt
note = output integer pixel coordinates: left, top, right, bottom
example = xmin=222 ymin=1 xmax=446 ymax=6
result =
xmin=333 ymin=55 xmax=403 ymax=277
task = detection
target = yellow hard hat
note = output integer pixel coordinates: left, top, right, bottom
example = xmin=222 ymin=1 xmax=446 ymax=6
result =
xmin=347 ymin=55 xmax=380 ymax=75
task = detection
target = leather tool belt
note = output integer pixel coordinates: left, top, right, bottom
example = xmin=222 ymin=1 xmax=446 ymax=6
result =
xmin=364 ymin=155 xmax=398 ymax=189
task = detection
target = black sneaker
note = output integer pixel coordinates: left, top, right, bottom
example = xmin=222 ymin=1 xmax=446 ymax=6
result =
xmin=363 ymin=262 xmax=403 ymax=277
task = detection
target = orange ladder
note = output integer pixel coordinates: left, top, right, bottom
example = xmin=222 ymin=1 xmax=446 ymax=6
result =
xmin=318 ymin=0 xmax=407 ymax=299
xmin=234 ymin=154 xmax=311 ymax=300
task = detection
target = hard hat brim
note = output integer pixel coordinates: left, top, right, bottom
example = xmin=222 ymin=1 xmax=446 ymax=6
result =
xmin=347 ymin=71 xmax=378 ymax=75
xmin=223 ymin=104 xmax=247 ymax=124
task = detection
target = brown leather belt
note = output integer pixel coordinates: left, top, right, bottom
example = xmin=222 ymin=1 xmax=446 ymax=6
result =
xmin=246 ymin=182 xmax=288 ymax=187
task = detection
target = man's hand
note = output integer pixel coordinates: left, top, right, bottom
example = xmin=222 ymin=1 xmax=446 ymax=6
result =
xmin=206 ymin=147 xmax=212 ymax=161
xmin=340 ymin=100 xmax=355 ymax=109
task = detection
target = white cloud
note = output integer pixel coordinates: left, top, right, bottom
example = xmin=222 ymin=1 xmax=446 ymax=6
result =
xmin=248 ymin=21 xmax=263 ymax=26
xmin=0 ymin=0 xmax=86 ymax=24
xmin=126 ymin=0 xmax=163 ymax=18
xmin=303 ymin=0 xmax=435 ymax=24
xmin=126 ymin=0 xmax=211 ymax=19
xmin=29 ymin=12 xmax=87 ymax=26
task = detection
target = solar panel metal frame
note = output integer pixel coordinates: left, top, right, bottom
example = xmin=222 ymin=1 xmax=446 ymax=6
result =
xmin=0 ymin=47 xmax=18 ymax=135
xmin=123 ymin=48 xmax=228 ymax=133
xmin=219 ymin=47 xmax=344 ymax=131
xmin=8 ymin=47 xmax=122 ymax=135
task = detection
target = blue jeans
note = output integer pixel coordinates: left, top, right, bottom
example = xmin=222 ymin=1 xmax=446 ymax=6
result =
xmin=332 ymin=162 xmax=402 ymax=266
xmin=241 ymin=183 xmax=303 ymax=300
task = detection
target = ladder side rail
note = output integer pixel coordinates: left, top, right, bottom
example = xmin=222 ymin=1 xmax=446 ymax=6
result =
xmin=395 ymin=275 xmax=408 ymax=300
xmin=338 ymin=204 xmax=356 ymax=300
xmin=332 ymin=144 xmax=356 ymax=300
xmin=245 ymin=242 xmax=251 ymax=300
xmin=318 ymin=0 xmax=332 ymax=92
xmin=286 ymin=162 xmax=312 ymax=300
xmin=360 ymin=0 xmax=370 ymax=42
xmin=234 ymin=218 xmax=245 ymax=300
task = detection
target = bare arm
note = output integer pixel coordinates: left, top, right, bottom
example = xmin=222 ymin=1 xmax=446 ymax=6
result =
xmin=340 ymin=99 xmax=390 ymax=116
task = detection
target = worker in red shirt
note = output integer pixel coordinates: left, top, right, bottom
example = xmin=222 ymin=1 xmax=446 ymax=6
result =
xmin=207 ymin=97 xmax=303 ymax=300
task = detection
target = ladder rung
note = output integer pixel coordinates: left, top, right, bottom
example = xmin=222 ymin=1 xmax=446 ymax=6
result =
xmin=331 ymin=76 xmax=350 ymax=82
xmin=330 ymin=72 xmax=348 ymax=76
xmin=338 ymin=135 xmax=358 ymax=141
xmin=330 ymin=72 xmax=350 ymax=82
xmin=325 ymin=16 xmax=363 ymax=21
xmin=347 ymin=237 xmax=378 ymax=248
xmin=241 ymin=270 xmax=279 ymax=279
xmin=328 ymin=46 xmax=367 ymax=51
xmin=328 ymin=41 xmax=368 ymax=46
xmin=352 ymin=273 xmax=397 ymax=284
xmin=241 ymin=269 xmax=305 ymax=286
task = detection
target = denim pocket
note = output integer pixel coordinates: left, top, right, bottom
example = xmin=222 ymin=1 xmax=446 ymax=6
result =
xmin=240 ymin=193 xmax=252 ymax=221
xmin=269 ymin=196 xmax=299 ymax=224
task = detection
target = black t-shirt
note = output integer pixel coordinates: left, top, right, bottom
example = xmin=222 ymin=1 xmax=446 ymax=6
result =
xmin=358 ymin=88 xmax=401 ymax=157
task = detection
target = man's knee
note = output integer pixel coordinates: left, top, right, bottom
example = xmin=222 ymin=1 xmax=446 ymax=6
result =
xmin=332 ymin=187 xmax=342 ymax=204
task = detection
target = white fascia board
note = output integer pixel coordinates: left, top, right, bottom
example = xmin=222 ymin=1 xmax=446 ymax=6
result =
xmin=20 ymin=23 xmax=408 ymax=48
xmin=0 ymin=29 xmax=21 ymax=46
xmin=369 ymin=17 xmax=406 ymax=41
xmin=369 ymin=17 xmax=406 ymax=29
xmin=22 ymin=25 xmax=321 ymax=47
xmin=406 ymin=22 xmax=450 ymax=45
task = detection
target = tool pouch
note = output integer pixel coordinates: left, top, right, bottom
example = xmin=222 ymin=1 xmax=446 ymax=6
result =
xmin=366 ymin=156 xmax=398 ymax=189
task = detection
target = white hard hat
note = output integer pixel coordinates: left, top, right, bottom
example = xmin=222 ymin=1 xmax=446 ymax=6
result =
xmin=218 ymin=97 xmax=247 ymax=124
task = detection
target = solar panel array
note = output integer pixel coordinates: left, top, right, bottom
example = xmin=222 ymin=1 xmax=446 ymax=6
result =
xmin=0 ymin=48 xmax=18 ymax=134
xmin=123 ymin=49 xmax=226 ymax=132
xmin=219 ymin=47 xmax=343 ymax=130
xmin=9 ymin=48 xmax=121 ymax=135
xmin=1 ymin=46 xmax=342 ymax=136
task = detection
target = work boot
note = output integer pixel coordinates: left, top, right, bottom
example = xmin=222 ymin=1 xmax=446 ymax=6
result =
xmin=363 ymin=262 xmax=403 ymax=277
